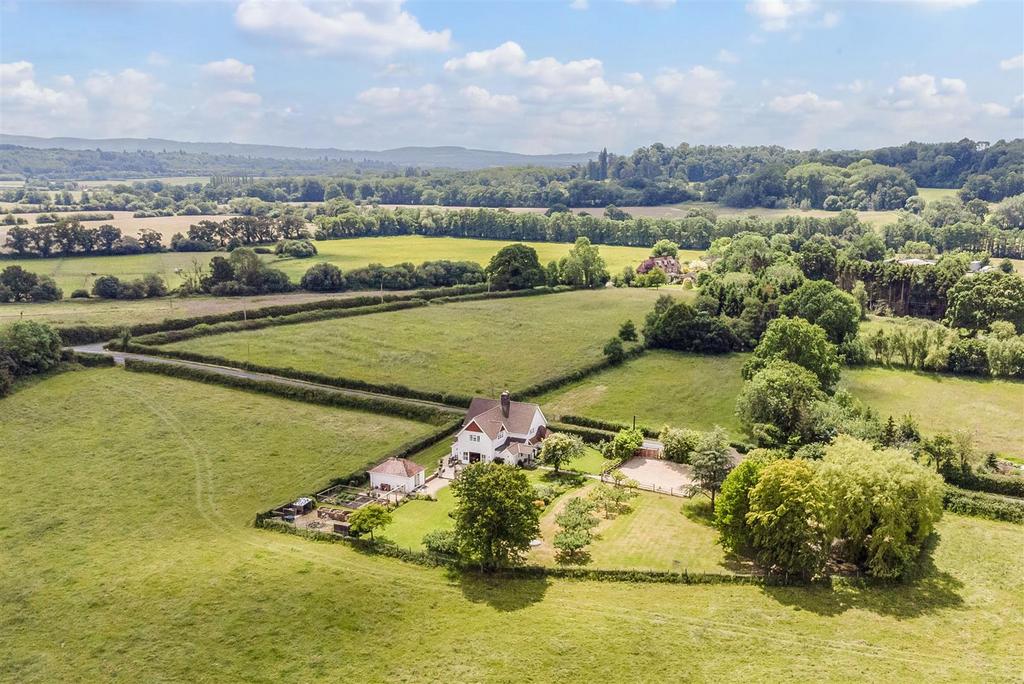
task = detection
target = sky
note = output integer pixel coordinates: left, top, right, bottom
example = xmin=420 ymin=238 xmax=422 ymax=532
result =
xmin=1 ymin=0 xmax=1023 ymax=154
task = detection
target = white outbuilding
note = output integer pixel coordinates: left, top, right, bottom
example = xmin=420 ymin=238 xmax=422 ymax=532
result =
xmin=368 ymin=457 xmax=426 ymax=493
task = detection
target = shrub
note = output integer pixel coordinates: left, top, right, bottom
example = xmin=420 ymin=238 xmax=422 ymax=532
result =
xmin=70 ymin=289 xmax=90 ymax=299
xmin=602 ymin=337 xmax=626 ymax=364
xmin=0 ymin=320 xmax=63 ymax=375
xmin=91 ymin=275 xmax=122 ymax=299
xmin=28 ymin=276 xmax=62 ymax=302
xmin=947 ymin=338 xmax=990 ymax=375
xmin=300 ymin=263 xmax=345 ymax=292
xmin=422 ymin=529 xmax=459 ymax=556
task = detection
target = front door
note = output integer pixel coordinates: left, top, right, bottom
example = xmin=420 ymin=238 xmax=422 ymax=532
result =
xmin=469 ymin=453 xmax=481 ymax=463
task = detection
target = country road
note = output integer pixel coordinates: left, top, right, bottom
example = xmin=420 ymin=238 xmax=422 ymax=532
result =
xmin=70 ymin=343 xmax=466 ymax=413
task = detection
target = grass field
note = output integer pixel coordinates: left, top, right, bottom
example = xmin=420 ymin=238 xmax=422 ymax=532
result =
xmin=841 ymin=367 xmax=1024 ymax=456
xmin=538 ymin=350 xmax=746 ymax=436
xmin=0 ymin=235 xmax=670 ymax=297
xmin=537 ymin=350 xmax=1023 ymax=456
xmin=3 ymin=366 xmax=1023 ymax=681
xmin=917 ymin=187 xmax=961 ymax=203
xmin=0 ymin=211 xmax=234 ymax=243
xmin=164 ymin=288 xmax=686 ymax=396
xmin=0 ymin=289 xmax=416 ymax=328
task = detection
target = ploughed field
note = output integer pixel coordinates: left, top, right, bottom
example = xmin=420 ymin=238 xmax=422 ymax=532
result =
xmin=2 ymin=367 xmax=1022 ymax=682
xmin=537 ymin=350 xmax=1024 ymax=456
xmin=0 ymin=235 xmax=671 ymax=298
xmin=161 ymin=288 xmax=687 ymax=396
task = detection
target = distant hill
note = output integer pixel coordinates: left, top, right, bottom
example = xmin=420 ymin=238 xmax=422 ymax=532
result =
xmin=0 ymin=135 xmax=595 ymax=170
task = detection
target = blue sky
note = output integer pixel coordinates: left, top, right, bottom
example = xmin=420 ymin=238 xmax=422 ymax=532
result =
xmin=1 ymin=0 xmax=1022 ymax=153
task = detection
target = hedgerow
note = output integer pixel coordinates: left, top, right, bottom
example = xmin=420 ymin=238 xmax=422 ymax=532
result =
xmin=942 ymin=486 xmax=1024 ymax=524
xmin=55 ymin=283 xmax=492 ymax=345
xmin=118 ymin=343 xmax=475 ymax=407
xmin=557 ymin=414 xmax=659 ymax=438
xmin=943 ymin=468 xmax=1024 ymax=499
xmin=132 ymin=299 xmax=427 ymax=345
xmin=123 ymin=357 xmax=461 ymax=425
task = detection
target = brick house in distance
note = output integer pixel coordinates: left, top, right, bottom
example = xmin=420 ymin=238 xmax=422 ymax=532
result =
xmin=451 ymin=391 xmax=548 ymax=466
xmin=636 ymin=256 xmax=681 ymax=277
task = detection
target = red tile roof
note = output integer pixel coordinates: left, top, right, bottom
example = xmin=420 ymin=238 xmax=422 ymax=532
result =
xmin=369 ymin=457 xmax=425 ymax=478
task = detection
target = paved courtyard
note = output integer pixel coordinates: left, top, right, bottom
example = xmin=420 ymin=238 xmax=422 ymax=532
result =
xmin=616 ymin=457 xmax=695 ymax=494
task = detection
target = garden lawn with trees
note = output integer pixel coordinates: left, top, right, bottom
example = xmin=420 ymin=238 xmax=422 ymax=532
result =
xmin=2 ymin=366 xmax=1022 ymax=681
xmin=160 ymin=288 xmax=688 ymax=397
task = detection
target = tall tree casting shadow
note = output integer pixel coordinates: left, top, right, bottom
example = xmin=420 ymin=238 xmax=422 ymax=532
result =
xmin=761 ymin=533 xmax=964 ymax=619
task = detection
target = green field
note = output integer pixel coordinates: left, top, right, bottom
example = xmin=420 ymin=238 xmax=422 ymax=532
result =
xmin=164 ymin=288 xmax=684 ymax=396
xmin=916 ymin=187 xmax=961 ymax=203
xmin=537 ymin=350 xmax=1023 ymax=456
xmin=3 ymin=367 xmax=1024 ymax=681
xmin=4 ymin=368 xmax=1019 ymax=679
xmin=0 ymin=236 xmax=668 ymax=297
xmin=538 ymin=350 xmax=746 ymax=436
xmin=842 ymin=367 xmax=1024 ymax=456
xmin=0 ymin=289 xmax=415 ymax=328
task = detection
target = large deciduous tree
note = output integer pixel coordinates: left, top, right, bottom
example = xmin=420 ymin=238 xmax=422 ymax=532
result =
xmin=735 ymin=360 xmax=825 ymax=447
xmin=450 ymin=463 xmax=540 ymax=570
xmin=944 ymin=272 xmax=1024 ymax=334
xmin=778 ymin=279 xmax=860 ymax=346
xmin=485 ymin=243 xmax=546 ymax=291
xmin=742 ymin=316 xmax=841 ymax=391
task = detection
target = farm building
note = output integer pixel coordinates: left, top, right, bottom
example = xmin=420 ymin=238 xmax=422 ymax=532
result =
xmin=451 ymin=391 xmax=547 ymax=466
xmin=636 ymin=256 xmax=681 ymax=276
xmin=368 ymin=457 xmax=425 ymax=493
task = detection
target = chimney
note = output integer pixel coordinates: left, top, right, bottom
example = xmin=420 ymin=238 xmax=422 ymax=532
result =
xmin=500 ymin=390 xmax=510 ymax=417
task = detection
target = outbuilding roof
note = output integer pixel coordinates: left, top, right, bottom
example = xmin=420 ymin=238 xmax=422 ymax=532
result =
xmin=369 ymin=457 xmax=425 ymax=478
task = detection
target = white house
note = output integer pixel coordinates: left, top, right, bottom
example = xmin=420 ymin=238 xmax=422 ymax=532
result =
xmin=368 ymin=457 xmax=425 ymax=492
xmin=451 ymin=391 xmax=548 ymax=467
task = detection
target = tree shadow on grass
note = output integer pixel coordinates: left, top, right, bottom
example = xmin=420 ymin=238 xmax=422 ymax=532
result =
xmin=453 ymin=571 xmax=550 ymax=612
xmin=681 ymin=498 xmax=715 ymax=527
xmin=761 ymin=533 xmax=964 ymax=619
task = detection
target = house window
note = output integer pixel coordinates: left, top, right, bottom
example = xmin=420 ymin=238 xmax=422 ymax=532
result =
xmin=469 ymin=434 xmax=480 ymax=442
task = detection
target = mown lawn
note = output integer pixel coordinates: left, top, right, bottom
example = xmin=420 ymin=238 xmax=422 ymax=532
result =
xmin=164 ymin=288 xmax=685 ymax=396
xmin=538 ymin=350 xmax=1023 ymax=456
xmin=0 ymin=235 xmax=663 ymax=297
xmin=2 ymin=367 xmax=1023 ymax=681
xmin=378 ymin=486 xmax=456 ymax=551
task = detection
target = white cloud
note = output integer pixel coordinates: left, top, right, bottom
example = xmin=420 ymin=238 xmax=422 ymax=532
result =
xmin=882 ymin=74 xmax=968 ymax=110
xmin=201 ymin=58 xmax=255 ymax=83
xmin=1000 ymin=54 xmax=1024 ymax=71
xmin=716 ymin=49 xmax=740 ymax=64
xmin=444 ymin=41 xmax=604 ymax=88
xmin=980 ymin=102 xmax=1010 ymax=117
xmin=569 ymin=0 xmax=589 ymax=9
xmin=459 ymin=86 xmax=520 ymax=112
xmin=234 ymin=0 xmax=451 ymax=57
xmin=746 ymin=0 xmax=820 ymax=31
xmin=768 ymin=91 xmax=842 ymax=113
